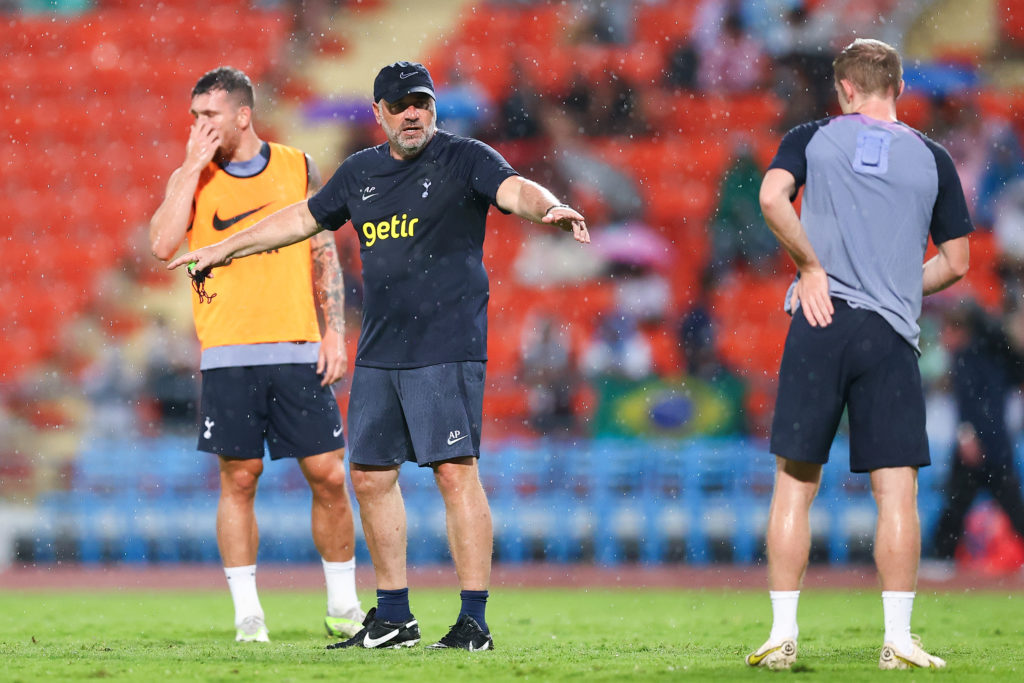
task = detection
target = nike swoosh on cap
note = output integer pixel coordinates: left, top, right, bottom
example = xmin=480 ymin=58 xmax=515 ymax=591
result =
xmin=213 ymin=203 xmax=271 ymax=231
xmin=399 ymin=71 xmax=416 ymax=79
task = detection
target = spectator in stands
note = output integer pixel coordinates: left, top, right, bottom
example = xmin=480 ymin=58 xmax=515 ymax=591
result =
xmin=975 ymin=125 xmax=1024 ymax=228
xmin=695 ymin=7 xmax=767 ymax=94
xmin=281 ymin=0 xmax=346 ymax=55
xmin=926 ymin=302 xmax=1024 ymax=578
xmin=80 ymin=344 xmax=142 ymax=437
xmin=567 ymin=0 xmax=636 ymax=44
xmin=490 ymin=59 xmax=543 ymax=141
xmin=772 ymin=3 xmax=837 ymax=125
xmin=536 ymin=100 xmax=643 ymax=223
xmin=142 ymin=316 xmax=199 ymax=433
xmin=665 ymin=41 xmax=699 ymax=90
xmin=928 ymin=93 xmax=986 ymax=215
xmin=993 ymin=176 xmax=1024 ymax=304
xmin=579 ymin=313 xmax=655 ymax=438
xmin=148 ymin=67 xmax=363 ymax=644
xmin=707 ymin=139 xmax=780 ymax=283
xmin=581 ymin=314 xmax=653 ymax=382
xmin=563 ymin=70 xmax=647 ymax=138
xmin=610 ymin=260 xmax=672 ymax=326
xmin=520 ymin=311 xmax=579 ymax=437
xmin=679 ymin=275 xmax=748 ymax=435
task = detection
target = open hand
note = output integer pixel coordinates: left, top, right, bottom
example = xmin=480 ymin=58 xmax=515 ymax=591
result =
xmin=543 ymin=206 xmax=590 ymax=244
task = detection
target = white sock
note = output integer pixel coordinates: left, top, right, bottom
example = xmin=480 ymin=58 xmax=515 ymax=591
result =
xmin=224 ymin=564 xmax=263 ymax=627
xmin=323 ymin=558 xmax=360 ymax=617
xmin=882 ymin=591 xmax=915 ymax=652
xmin=768 ymin=590 xmax=800 ymax=642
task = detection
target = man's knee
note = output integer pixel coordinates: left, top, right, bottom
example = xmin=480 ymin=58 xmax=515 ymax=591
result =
xmin=433 ymin=458 xmax=483 ymax=499
xmin=349 ymin=465 xmax=398 ymax=500
xmin=220 ymin=459 xmax=262 ymax=498
xmin=302 ymin=451 xmax=348 ymax=492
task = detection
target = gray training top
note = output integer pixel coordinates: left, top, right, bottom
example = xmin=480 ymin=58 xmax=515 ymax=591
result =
xmin=769 ymin=113 xmax=973 ymax=352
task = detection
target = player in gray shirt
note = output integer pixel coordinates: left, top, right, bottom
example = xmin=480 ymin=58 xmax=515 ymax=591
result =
xmin=745 ymin=39 xmax=972 ymax=671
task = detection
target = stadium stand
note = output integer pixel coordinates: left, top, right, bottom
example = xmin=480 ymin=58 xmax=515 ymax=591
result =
xmin=4 ymin=0 xmax=1024 ymax=571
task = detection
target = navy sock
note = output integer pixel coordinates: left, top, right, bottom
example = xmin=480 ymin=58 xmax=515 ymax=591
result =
xmin=459 ymin=590 xmax=489 ymax=633
xmin=375 ymin=588 xmax=412 ymax=623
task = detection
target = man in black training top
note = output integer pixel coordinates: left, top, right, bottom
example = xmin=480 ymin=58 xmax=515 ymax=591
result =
xmin=169 ymin=61 xmax=590 ymax=651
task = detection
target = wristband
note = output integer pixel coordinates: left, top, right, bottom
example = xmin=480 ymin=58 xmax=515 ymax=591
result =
xmin=545 ymin=203 xmax=571 ymax=215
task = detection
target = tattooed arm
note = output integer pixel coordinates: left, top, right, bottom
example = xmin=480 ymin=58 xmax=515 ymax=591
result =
xmin=307 ymin=155 xmax=347 ymax=386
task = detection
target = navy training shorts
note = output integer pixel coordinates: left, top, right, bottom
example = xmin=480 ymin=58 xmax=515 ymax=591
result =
xmin=347 ymin=361 xmax=485 ymax=467
xmin=769 ymin=298 xmax=929 ymax=473
xmin=198 ymin=364 xmax=345 ymax=460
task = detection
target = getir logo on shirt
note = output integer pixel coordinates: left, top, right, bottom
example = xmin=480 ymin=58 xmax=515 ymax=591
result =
xmin=362 ymin=213 xmax=419 ymax=247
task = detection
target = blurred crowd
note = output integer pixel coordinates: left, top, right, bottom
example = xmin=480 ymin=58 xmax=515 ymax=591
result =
xmin=4 ymin=0 xmax=1024 ymax=515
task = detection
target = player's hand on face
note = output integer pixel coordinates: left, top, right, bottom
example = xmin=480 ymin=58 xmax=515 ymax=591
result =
xmin=792 ymin=266 xmax=833 ymax=327
xmin=185 ymin=120 xmax=220 ymax=171
xmin=317 ymin=327 xmax=347 ymax=386
xmin=543 ymin=206 xmax=590 ymax=244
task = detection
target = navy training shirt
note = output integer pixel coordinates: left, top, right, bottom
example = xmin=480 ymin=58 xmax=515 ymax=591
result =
xmin=769 ymin=114 xmax=973 ymax=351
xmin=307 ymin=130 xmax=519 ymax=368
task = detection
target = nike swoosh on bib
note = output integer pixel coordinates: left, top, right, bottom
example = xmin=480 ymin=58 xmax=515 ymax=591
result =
xmin=213 ymin=203 xmax=271 ymax=231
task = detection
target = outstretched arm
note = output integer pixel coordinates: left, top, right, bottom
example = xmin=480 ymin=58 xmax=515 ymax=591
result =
xmin=495 ymin=175 xmax=590 ymax=244
xmin=923 ymin=236 xmax=969 ymax=296
xmin=760 ymin=167 xmax=833 ymax=327
xmin=166 ymin=200 xmax=322 ymax=272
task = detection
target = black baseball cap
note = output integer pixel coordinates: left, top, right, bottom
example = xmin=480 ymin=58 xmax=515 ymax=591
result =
xmin=373 ymin=61 xmax=436 ymax=103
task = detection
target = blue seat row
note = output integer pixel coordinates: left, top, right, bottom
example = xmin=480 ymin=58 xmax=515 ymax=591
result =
xmin=29 ymin=435 xmax=962 ymax=565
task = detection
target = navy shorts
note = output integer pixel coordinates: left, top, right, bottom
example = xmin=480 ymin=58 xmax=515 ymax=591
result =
xmin=347 ymin=361 xmax=484 ymax=467
xmin=769 ymin=299 xmax=929 ymax=473
xmin=198 ymin=364 xmax=345 ymax=460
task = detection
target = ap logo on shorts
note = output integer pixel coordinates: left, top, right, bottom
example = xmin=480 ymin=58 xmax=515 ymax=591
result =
xmin=447 ymin=430 xmax=468 ymax=446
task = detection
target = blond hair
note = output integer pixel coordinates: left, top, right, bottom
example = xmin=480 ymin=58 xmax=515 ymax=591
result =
xmin=833 ymin=39 xmax=902 ymax=98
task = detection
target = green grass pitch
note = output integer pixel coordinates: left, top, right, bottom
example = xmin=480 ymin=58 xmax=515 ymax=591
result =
xmin=1 ymin=586 xmax=1022 ymax=681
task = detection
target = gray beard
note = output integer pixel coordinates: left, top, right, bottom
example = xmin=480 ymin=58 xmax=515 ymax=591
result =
xmin=384 ymin=120 xmax=436 ymax=157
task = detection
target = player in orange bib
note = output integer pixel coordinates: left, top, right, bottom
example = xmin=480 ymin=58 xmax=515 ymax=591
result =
xmin=149 ymin=67 xmax=364 ymax=643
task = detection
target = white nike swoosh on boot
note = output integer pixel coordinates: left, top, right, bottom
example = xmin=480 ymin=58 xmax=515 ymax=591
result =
xmin=363 ymin=629 xmax=400 ymax=648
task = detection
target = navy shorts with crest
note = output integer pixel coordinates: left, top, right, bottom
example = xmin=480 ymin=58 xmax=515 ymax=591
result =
xmin=198 ymin=364 xmax=345 ymax=460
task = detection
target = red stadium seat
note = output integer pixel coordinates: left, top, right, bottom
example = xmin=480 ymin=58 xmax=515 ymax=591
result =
xmin=634 ymin=3 xmax=696 ymax=45
xmin=1001 ymin=0 xmax=1024 ymax=44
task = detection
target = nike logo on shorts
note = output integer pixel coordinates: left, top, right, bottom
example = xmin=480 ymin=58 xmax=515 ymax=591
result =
xmin=333 ymin=425 xmax=343 ymax=437
xmin=213 ymin=203 xmax=271 ymax=231
xmin=447 ymin=434 xmax=469 ymax=446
